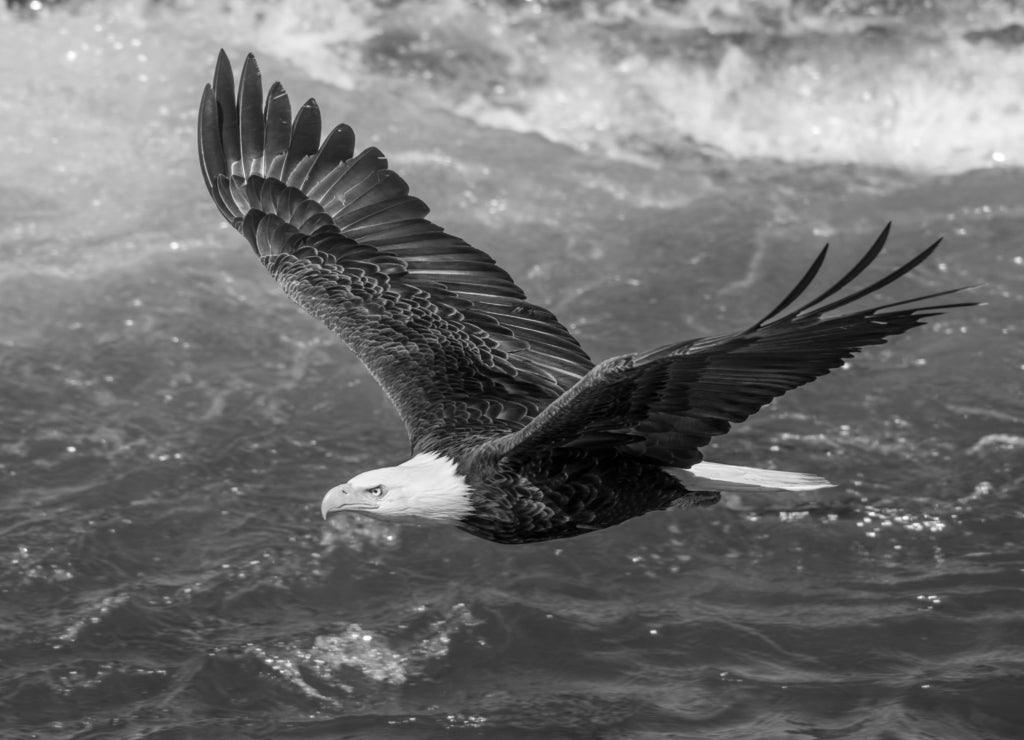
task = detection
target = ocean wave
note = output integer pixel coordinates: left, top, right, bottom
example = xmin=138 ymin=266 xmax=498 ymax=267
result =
xmin=150 ymin=0 xmax=1024 ymax=173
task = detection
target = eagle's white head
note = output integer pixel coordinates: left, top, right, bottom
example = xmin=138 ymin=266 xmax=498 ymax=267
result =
xmin=320 ymin=452 xmax=473 ymax=525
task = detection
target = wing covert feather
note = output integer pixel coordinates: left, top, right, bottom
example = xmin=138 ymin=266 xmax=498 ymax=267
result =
xmin=486 ymin=229 xmax=975 ymax=467
xmin=199 ymin=52 xmax=592 ymax=452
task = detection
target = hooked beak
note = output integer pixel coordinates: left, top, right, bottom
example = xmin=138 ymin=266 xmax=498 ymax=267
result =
xmin=320 ymin=483 xmax=380 ymax=519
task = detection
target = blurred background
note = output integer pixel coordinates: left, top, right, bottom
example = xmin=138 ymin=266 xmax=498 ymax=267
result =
xmin=1 ymin=1 xmax=1022 ymax=738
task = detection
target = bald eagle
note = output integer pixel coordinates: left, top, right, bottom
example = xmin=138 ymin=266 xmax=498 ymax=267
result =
xmin=198 ymin=52 xmax=972 ymax=544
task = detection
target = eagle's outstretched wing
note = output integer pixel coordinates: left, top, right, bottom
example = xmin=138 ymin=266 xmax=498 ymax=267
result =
xmin=485 ymin=226 xmax=975 ymax=468
xmin=198 ymin=52 xmax=593 ymax=453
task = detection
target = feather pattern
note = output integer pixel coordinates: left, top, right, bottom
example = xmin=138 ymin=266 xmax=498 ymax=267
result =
xmin=198 ymin=51 xmax=593 ymax=453
xmin=485 ymin=230 xmax=976 ymax=468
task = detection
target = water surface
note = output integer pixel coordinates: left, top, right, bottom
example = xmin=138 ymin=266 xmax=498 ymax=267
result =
xmin=1 ymin=1 xmax=1023 ymax=738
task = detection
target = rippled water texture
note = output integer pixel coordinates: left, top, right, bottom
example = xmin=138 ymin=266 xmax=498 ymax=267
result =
xmin=2 ymin=1 xmax=1023 ymax=738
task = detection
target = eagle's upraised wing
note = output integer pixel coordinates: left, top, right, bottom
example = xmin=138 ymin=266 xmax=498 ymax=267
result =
xmin=198 ymin=52 xmax=593 ymax=453
xmin=485 ymin=226 xmax=975 ymax=468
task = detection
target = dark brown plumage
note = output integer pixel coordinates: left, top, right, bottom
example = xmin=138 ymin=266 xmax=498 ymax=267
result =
xmin=199 ymin=51 xmax=974 ymax=544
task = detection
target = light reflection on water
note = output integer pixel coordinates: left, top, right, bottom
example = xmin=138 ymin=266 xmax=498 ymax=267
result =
xmin=1 ymin=1 xmax=1023 ymax=738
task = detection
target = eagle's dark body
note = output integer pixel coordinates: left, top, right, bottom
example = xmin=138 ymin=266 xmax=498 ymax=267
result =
xmin=198 ymin=52 xmax=972 ymax=544
xmin=457 ymin=448 xmax=714 ymax=543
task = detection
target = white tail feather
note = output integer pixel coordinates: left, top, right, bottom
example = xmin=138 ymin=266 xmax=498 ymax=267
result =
xmin=667 ymin=461 xmax=834 ymax=493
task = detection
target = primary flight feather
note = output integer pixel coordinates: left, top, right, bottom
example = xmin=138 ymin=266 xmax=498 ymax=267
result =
xmin=198 ymin=52 xmax=974 ymax=544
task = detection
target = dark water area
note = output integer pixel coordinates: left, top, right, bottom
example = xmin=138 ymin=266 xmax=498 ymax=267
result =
xmin=1 ymin=1 xmax=1023 ymax=738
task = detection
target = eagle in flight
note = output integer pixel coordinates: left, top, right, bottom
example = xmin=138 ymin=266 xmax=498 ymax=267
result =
xmin=198 ymin=52 xmax=972 ymax=544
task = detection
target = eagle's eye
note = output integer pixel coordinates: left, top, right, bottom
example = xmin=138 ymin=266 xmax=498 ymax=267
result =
xmin=367 ymin=485 xmax=387 ymax=497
